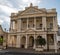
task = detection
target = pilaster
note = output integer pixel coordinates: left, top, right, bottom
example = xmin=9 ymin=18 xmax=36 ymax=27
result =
xmin=42 ymin=16 xmax=46 ymax=31
xmin=7 ymin=35 xmax=11 ymax=47
xmin=10 ymin=21 xmax=13 ymax=32
xmin=53 ymin=16 xmax=58 ymax=31
xmin=34 ymin=17 xmax=36 ymax=30
xmin=42 ymin=34 xmax=47 ymax=49
xmin=13 ymin=21 xmax=15 ymax=30
xmin=25 ymin=35 xmax=28 ymax=48
xmin=16 ymin=35 xmax=20 ymax=48
xmin=27 ymin=18 xmax=29 ymax=29
xmin=17 ymin=19 xmax=21 ymax=32
xmin=53 ymin=17 xmax=55 ymax=31
xmin=54 ymin=33 xmax=57 ymax=53
xmin=33 ymin=34 xmax=36 ymax=49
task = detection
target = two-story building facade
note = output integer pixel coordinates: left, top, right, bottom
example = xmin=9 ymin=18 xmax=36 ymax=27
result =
xmin=8 ymin=3 xmax=58 ymax=51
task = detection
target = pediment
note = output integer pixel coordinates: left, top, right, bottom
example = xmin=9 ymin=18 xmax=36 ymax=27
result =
xmin=25 ymin=28 xmax=35 ymax=33
xmin=20 ymin=7 xmax=45 ymax=15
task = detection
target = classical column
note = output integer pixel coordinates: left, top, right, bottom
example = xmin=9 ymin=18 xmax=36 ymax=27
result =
xmin=10 ymin=21 xmax=15 ymax=32
xmin=42 ymin=34 xmax=47 ymax=49
xmin=54 ymin=33 xmax=57 ymax=53
xmin=25 ymin=35 xmax=28 ymax=48
xmin=7 ymin=35 xmax=11 ymax=47
xmin=55 ymin=16 xmax=58 ymax=30
xmin=10 ymin=21 xmax=13 ymax=31
xmin=53 ymin=17 xmax=55 ymax=31
xmin=17 ymin=18 xmax=21 ymax=32
xmin=20 ymin=18 xmax=21 ymax=31
xmin=16 ymin=35 xmax=20 ymax=48
xmin=42 ymin=16 xmax=46 ymax=31
xmin=34 ymin=17 xmax=36 ymax=30
xmin=13 ymin=21 xmax=15 ymax=30
xmin=27 ymin=18 xmax=28 ymax=29
xmin=33 ymin=34 xmax=36 ymax=49
xmin=53 ymin=16 xmax=58 ymax=31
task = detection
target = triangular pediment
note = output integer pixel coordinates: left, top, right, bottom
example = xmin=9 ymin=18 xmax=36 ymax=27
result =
xmin=25 ymin=28 xmax=35 ymax=33
xmin=20 ymin=7 xmax=44 ymax=15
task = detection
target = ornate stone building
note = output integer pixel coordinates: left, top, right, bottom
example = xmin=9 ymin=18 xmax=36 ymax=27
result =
xmin=8 ymin=3 xmax=58 ymax=51
xmin=0 ymin=25 xmax=8 ymax=49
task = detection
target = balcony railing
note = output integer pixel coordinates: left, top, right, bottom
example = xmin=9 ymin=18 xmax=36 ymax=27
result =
xmin=47 ymin=28 xmax=53 ymax=31
xmin=36 ymin=27 xmax=42 ymax=30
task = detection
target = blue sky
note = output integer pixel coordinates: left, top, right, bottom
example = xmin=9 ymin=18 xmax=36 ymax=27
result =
xmin=0 ymin=0 xmax=60 ymax=31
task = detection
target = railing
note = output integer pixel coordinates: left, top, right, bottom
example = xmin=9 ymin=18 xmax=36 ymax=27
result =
xmin=47 ymin=28 xmax=53 ymax=31
xmin=36 ymin=27 xmax=42 ymax=30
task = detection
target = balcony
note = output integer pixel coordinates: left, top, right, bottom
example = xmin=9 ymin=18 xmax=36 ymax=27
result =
xmin=47 ymin=28 xmax=53 ymax=31
xmin=36 ymin=27 xmax=42 ymax=30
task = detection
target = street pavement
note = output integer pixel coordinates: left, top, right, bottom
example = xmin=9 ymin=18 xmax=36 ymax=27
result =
xmin=0 ymin=48 xmax=60 ymax=55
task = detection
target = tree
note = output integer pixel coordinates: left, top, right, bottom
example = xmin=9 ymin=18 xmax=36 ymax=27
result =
xmin=36 ymin=36 xmax=46 ymax=47
xmin=0 ymin=37 xmax=3 ymax=45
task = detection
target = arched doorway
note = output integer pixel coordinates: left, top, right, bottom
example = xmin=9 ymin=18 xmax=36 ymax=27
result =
xmin=21 ymin=36 xmax=26 ymax=48
xmin=9 ymin=35 xmax=17 ymax=47
xmin=12 ymin=35 xmax=17 ymax=47
xmin=36 ymin=36 xmax=42 ymax=46
xmin=29 ymin=36 xmax=34 ymax=48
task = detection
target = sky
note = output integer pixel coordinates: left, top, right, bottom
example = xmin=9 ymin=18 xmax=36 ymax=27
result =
xmin=0 ymin=0 xmax=60 ymax=31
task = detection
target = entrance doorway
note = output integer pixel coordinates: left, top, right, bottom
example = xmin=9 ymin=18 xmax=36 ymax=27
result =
xmin=29 ymin=36 xmax=34 ymax=48
xmin=21 ymin=36 xmax=26 ymax=48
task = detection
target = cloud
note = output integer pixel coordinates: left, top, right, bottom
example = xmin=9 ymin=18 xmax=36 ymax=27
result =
xmin=0 ymin=0 xmax=41 ymax=30
xmin=0 ymin=5 xmax=17 ymax=16
xmin=0 ymin=19 xmax=3 ymax=25
xmin=0 ymin=0 xmax=14 ymax=8
xmin=18 ymin=0 xmax=41 ymax=10
xmin=22 ymin=0 xmax=41 ymax=5
xmin=0 ymin=15 xmax=10 ymax=23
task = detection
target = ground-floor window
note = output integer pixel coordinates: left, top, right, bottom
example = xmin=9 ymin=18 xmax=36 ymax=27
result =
xmin=47 ymin=34 xmax=54 ymax=45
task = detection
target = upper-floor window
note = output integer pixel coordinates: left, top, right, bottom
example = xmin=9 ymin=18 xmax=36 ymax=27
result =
xmin=33 ymin=24 xmax=35 ymax=27
xmin=50 ymin=23 xmax=53 ymax=29
xmin=39 ymin=24 xmax=42 ymax=28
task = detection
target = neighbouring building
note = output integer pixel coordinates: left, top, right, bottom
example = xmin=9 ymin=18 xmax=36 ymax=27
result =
xmin=7 ymin=3 xmax=58 ymax=51
xmin=0 ymin=25 xmax=8 ymax=49
xmin=57 ymin=26 xmax=60 ymax=49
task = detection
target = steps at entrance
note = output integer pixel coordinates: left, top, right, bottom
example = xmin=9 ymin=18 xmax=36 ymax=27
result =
xmin=3 ymin=47 xmax=60 ymax=54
